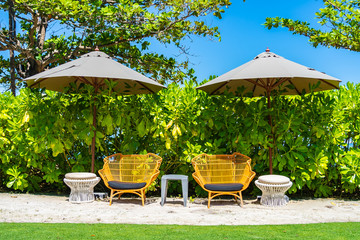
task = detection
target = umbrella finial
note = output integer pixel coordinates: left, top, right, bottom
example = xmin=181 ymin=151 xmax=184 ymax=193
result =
xmin=266 ymin=47 xmax=270 ymax=52
xmin=95 ymin=46 xmax=99 ymax=51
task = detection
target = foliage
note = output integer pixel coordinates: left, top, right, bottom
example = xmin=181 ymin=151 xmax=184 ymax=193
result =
xmin=1 ymin=82 xmax=360 ymax=197
xmin=0 ymin=0 xmax=231 ymax=89
xmin=264 ymin=0 xmax=360 ymax=51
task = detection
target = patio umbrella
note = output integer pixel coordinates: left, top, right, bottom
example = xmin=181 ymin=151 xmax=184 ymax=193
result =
xmin=25 ymin=49 xmax=166 ymax=173
xmin=197 ymin=48 xmax=341 ymax=174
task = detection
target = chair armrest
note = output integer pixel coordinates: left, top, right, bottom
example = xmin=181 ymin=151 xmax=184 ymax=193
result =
xmin=192 ymin=172 xmax=205 ymax=188
xmin=241 ymin=170 xmax=256 ymax=190
xmin=144 ymin=169 xmax=160 ymax=188
xmin=98 ymin=169 xmax=110 ymax=188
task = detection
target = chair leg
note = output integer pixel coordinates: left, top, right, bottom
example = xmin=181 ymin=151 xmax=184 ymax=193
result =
xmin=109 ymin=189 xmax=114 ymax=206
xmin=239 ymin=191 xmax=243 ymax=207
xmin=118 ymin=192 xmax=123 ymax=200
xmin=141 ymin=190 xmax=145 ymax=206
xmin=207 ymin=192 xmax=211 ymax=208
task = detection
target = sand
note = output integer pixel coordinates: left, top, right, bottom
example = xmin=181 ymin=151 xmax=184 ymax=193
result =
xmin=0 ymin=193 xmax=359 ymax=225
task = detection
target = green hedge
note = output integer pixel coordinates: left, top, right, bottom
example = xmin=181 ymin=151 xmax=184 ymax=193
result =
xmin=0 ymin=81 xmax=359 ymax=197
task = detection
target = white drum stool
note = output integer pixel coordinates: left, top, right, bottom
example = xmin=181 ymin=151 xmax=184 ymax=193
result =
xmin=255 ymin=175 xmax=292 ymax=207
xmin=64 ymin=172 xmax=100 ymax=203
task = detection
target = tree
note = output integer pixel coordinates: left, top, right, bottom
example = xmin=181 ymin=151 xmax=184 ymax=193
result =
xmin=264 ymin=0 xmax=360 ymax=52
xmin=8 ymin=0 xmax=16 ymax=96
xmin=0 ymin=0 xmax=231 ymax=89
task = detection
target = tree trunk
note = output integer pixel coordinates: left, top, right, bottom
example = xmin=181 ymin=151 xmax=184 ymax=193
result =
xmin=8 ymin=0 xmax=16 ymax=96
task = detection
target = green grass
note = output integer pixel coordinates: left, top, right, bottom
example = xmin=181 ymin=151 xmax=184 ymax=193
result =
xmin=0 ymin=222 xmax=359 ymax=240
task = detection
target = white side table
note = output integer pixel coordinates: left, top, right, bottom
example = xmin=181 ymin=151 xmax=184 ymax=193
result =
xmin=255 ymin=175 xmax=292 ymax=207
xmin=64 ymin=172 xmax=100 ymax=203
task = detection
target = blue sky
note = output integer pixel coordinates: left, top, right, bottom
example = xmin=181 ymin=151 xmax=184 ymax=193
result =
xmin=0 ymin=0 xmax=359 ymax=92
xmin=155 ymin=0 xmax=359 ymax=85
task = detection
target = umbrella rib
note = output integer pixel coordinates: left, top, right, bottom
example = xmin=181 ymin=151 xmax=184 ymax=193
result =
xmin=29 ymin=78 xmax=48 ymax=88
xmin=94 ymin=77 xmax=106 ymax=89
xmin=258 ymin=78 xmax=266 ymax=86
xmin=270 ymin=78 xmax=276 ymax=87
xmin=77 ymin=76 xmax=93 ymax=85
xmin=288 ymin=79 xmax=301 ymax=95
xmin=210 ymin=82 xmax=229 ymax=95
xmin=252 ymin=79 xmax=259 ymax=92
xmin=136 ymin=81 xmax=155 ymax=93
xmin=272 ymin=78 xmax=290 ymax=89
xmin=318 ymin=79 xmax=339 ymax=89
xmin=246 ymin=79 xmax=266 ymax=89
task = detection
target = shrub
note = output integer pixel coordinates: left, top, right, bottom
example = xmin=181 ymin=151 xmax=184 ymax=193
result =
xmin=0 ymin=82 xmax=359 ymax=197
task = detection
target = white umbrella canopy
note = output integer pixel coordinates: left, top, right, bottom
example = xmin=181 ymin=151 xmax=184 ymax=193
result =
xmin=25 ymin=50 xmax=165 ymax=94
xmin=197 ymin=49 xmax=341 ymax=174
xmin=198 ymin=49 xmax=340 ymax=96
xmin=25 ymin=50 xmax=166 ymax=173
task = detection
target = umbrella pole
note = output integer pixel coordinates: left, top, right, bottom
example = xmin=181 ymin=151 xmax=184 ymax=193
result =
xmin=267 ymin=92 xmax=273 ymax=174
xmin=91 ymin=99 xmax=97 ymax=173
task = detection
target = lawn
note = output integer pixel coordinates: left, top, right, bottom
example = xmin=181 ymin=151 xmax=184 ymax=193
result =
xmin=0 ymin=222 xmax=359 ymax=240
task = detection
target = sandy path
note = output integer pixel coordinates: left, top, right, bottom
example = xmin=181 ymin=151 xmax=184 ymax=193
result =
xmin=0 ymin=193 xmax=359 ymax=225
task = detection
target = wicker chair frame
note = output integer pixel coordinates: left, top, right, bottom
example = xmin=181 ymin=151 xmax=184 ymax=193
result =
xmin=98 ymin=153 xmax=162 ymax=206
xmin=192 ymin=152 xmax=255 ymax=208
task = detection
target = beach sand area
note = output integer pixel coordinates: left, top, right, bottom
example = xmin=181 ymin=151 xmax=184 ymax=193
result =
xmin=1 ymin=193 xmax=359 ymax=225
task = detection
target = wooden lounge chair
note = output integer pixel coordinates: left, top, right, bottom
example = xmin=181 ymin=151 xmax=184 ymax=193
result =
xmin=192 ymin=152 xmax=255 ymax=208
xmin=98 ymin=153 xmax=162 ymax=206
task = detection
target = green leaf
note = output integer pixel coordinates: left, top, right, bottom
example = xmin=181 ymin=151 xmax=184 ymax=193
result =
xmin=96 ymin=131 xmax=105 ymax=139
xmin=103 ymin=114 xmax=113 ymax=126
xmin=137 ymin=120 xmax=146 ymax=137
xmin=52 ymin=140 xmax=64 ymax=157
xmin=165 ymin=138 xmax=171 ymax=150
